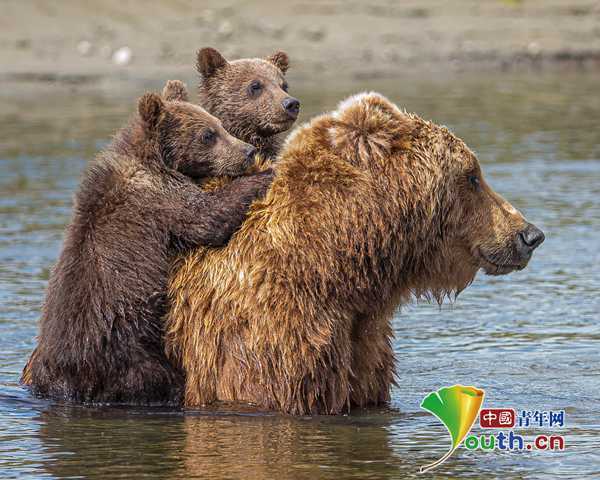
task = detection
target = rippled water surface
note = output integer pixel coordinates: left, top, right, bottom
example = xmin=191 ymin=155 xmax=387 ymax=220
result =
xmin=1 ymin=73 xmax=598 ymax=479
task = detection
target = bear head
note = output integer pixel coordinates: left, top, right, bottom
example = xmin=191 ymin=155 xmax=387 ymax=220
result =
xmin=326 ymin=93 xmax=545 ymax=295
xmin=138 ymin=85 xmax=256 ymax=178
xmin=196 ymin=47 xmax=299 ymax=144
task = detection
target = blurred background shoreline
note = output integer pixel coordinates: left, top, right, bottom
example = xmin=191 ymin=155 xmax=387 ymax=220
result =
xmin=2 ymin=0 xmax=600 ymax=95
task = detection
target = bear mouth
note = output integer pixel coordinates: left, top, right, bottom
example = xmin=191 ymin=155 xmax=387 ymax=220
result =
xmin=477 ymin=249 xmax=527 ymax=276
xmin=258 ymin=119 xmax=295 ymax=136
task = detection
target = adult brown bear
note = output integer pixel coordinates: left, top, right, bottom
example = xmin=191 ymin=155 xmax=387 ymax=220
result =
xmin=166 ymin=92 xmax=545 ymax=415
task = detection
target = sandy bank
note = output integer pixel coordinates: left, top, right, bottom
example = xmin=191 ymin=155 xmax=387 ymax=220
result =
xmin=1 ymin=0 xmax=600 ymax=92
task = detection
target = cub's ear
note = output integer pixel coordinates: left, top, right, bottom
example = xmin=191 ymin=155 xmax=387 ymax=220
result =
xmin=196 ymin=47 xmax=228 ymax=78
xmin=138 ymin=92 xmax=165 ymax=131
xmin=266 ymin=51 xmax=289 ymax=74
xmin=162 ymin=80 xmax=189 ymax=102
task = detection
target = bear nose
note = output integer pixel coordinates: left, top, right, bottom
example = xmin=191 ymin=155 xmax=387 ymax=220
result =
xmin=517 ymin=223 xmax=545 ymax=253
xmin=245 ymin=145 xmax=257 ymax=164
xmin=282 ymin=97 xmax=300 ymax=119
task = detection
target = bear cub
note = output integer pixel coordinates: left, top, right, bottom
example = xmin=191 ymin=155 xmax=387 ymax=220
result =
xmin=22 ymin=82 xmax=273 ymax=405
xmin=196 ymin=47 xmax=299 ymax=160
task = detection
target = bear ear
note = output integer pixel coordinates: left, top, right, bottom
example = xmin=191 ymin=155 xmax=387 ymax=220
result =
xmin=138 ymin=92 xmax=165 ymax=131
xmin=162 ymin=80 xmax=189 ymax=102
xmin=196 ymin=47 xmax=228 ymax=78
xmin=266 ymin=50 xmax=289 ymax=74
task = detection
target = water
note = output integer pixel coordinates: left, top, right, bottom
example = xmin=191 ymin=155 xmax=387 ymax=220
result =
xmin=1 ymin=72 xmax=599 ymax=479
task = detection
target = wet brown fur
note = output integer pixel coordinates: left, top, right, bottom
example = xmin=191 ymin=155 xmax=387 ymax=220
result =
xmin=21 ymin=90 xmax=274 ymax=405
xmin=165 ymin=92 xmax=540 ymax=414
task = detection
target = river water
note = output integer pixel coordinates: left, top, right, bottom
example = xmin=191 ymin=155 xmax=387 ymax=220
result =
xmin=0 ymin=72 xmax=598 ymax=479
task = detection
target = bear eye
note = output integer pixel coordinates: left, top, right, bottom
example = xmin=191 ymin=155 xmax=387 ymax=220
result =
xmin=281 ymin=81 xmax=289 ymax=92
xmin=468 ymin=174 xmax=481 ymax=190
xmin=248 ymin=80 xmax=263 ymax=96
xmin=201 ymin=128 xmax=217 ymax=146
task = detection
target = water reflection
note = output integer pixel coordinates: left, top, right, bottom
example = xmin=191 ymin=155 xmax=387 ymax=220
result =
xmin=31 ymin=401 xmax=600 ymax=479
xmin=33 ymin=404 xmax=401 ymax=479
xmin=37 ymin=405 xmax=185 ymax=478
xmin=181 ymin=411 xmax=399 ymax=479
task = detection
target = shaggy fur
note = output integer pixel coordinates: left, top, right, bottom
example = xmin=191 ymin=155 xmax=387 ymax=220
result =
xmin=21 ymin=91 xmax=273 ymax=405
xmin=197 ymin=47 xmax=299 ymax=159
xmin=165 ymin=92 xmax=544 ymax=414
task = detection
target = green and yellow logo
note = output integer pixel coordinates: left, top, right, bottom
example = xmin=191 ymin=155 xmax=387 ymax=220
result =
xmin=419 ymin=384 xmax=485 ymax=474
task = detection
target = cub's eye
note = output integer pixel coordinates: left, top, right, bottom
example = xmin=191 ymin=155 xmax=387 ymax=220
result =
xmin=248 ymin=80 xmax=262 ymax=96
xmin=201 ymin=129 xmax=216 ymax=146
xmin=468 ymin=174 xmax=481 ymax=190
xmin=281 ymin=81 xmax=289 ymax=92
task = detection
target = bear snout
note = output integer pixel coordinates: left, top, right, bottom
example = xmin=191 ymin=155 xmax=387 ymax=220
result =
xmin=282 ymin=97 xmax=300 ymax=119
xmin=478 ymin=222 xmax=545 ymax=275
xmin=516 ymin=223 xmax=545 ymax=258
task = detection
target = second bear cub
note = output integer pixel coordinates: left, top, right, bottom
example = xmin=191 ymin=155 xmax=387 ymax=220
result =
xmin=22 ymin=85 xmax=273 ymax=405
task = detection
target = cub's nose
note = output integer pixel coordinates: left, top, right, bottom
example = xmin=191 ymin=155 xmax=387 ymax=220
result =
xmin=245 ymin=145 xmax=257 ymax=164
xmin=518 ymin=223 xmax=545 ymax=253
xmin=282 ymin=97 xmax=300 ymax=119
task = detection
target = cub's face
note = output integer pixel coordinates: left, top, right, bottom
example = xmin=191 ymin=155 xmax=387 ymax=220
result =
xmin=138 ymin=87 xmax=256 ymax=178
xmin=196 ymin=48 xmax=300 ymax=138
